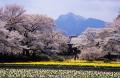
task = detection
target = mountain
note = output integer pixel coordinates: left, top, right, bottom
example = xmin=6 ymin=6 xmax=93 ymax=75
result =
xmin=55 ymin=13 xmax=106 ymax=35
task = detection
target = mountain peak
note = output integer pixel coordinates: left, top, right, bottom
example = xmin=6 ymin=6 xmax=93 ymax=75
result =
xmin=58 ymin=12 xmax=85 ymax=21
xmin=67 ymin=12 xmax=74 ymax=16
xmin=56 ymin=13 xmax=106 ymax=35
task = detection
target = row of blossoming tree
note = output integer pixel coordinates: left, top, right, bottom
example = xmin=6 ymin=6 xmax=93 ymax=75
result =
xmin=0 ymin=4 xmax=120 ymax=61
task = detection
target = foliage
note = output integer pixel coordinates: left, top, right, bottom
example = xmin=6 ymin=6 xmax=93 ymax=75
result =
xmin=51 ymin=55 xmax=65 ymax=61
xmin=31 ymin=54 xmax=51 ymax=61
xmin=0 ymin=53 xmax=66 ymax=62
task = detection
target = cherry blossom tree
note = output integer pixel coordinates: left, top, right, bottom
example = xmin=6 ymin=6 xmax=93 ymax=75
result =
xmin=72 ymin=15 xmax=120 ymax=60
xmin=0 ymin=4 xmax=69 ymax=57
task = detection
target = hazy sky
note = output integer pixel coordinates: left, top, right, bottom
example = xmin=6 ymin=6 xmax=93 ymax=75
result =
xmin=0 ymin=0 xmax=120 ymax=22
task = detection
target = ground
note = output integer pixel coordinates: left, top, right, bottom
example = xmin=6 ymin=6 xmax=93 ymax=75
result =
xmin=0 ymin=60 xmax=120 ymax=78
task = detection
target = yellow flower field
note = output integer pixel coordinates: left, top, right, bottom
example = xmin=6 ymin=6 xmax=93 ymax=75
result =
xmin=1 ymin=60 xmax=120 ymax=67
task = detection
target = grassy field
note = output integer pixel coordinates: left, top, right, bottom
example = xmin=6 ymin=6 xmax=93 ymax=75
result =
xmin=0 ymin=68 xmax=119 ymax=78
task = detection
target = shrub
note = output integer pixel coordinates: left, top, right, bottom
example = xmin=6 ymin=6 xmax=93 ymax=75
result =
xmin=0 ymin=54 xmax=31 ymax=62
xmin=51 ymin=55 xmax=65 ymax=61
xmin=32 ymin=54 xmax=51 ymax=61
xmin=103 ymin=59 xmax=111 ymax=63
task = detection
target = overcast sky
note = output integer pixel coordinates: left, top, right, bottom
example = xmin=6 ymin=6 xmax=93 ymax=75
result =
xmin=0 ymin=0 xmax=120 ymax=22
